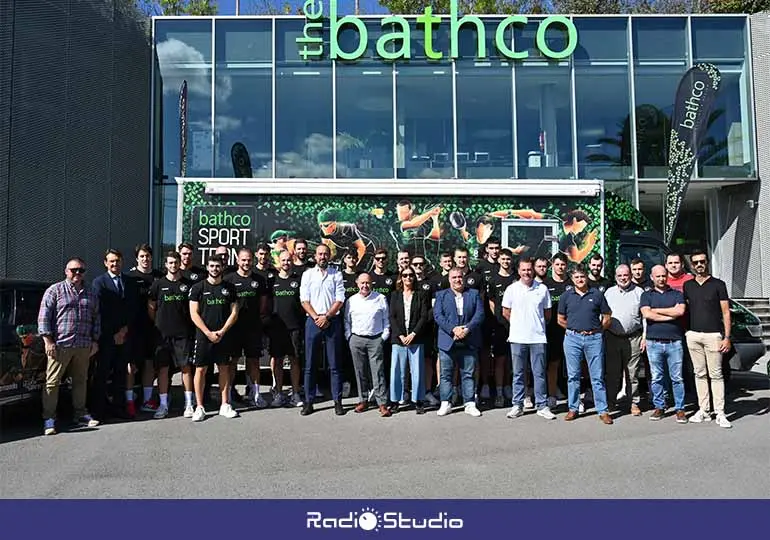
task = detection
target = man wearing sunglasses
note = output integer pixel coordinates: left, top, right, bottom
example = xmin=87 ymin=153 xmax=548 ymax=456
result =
xmin=38 ymin=259 xmax=101 ymax=435
xmin=683 ymin=250 xmax=732 ymax=428
xmin=411 ymin=255 xmax=441 ymax=407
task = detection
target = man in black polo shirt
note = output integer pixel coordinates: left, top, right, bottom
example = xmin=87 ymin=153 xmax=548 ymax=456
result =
xmin=270 ymin=250 xmax=305 ymax=407
xmin=543 ymin=252 xmax=569 ymax=406
xmin=370 ymin=248 xmax=396 ymax=299
xmin=557 ymin=264 xmax=613 ymax=424
xmin=631 ymin=258 xmax=652 ymax=290
xmin=188 ymin=255 xmax=239 ymax=422
xmin=475 ymin=239 xmax=500 ymax=404
xmin=148 ymin=251 xmax=194 ymax=419
xmin=341 ymin=249 xmax=360 ymax=299
xmin=640 ymin=265 xmax=688 ymax=424
xmin=534 ymin=257 xmax=549 ymax=283
xmin=178 ymin=242 xmax=204 ymax=283
xmin=225 ymin=247 xmax=269 ymax=408
xmin=683 ymin=250 xmax=732 ymax=428
xmin=292 ymin=238 xmax=314 ymax=275
xmin=486 ymin=248 xmax=515 ymax=408
xmin=587 ymin=254 xmax=612 ymax=291
xmin=474 ymin=238 xmax=500 ymax=281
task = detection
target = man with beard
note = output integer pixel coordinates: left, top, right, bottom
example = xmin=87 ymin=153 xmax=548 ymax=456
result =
xmin=299 ymin=244 xmax=346 ymax=416
xmin=270 ymin=250 xmax=306 ymax=407
xmin=370 ymin=248 xmax=396 ymax=300
xmin=148 ymin=251 xmax=194 ymax=419
xmin=189 ymin=255 xmax=240 ymax=421
xmin=127 ymin=244 xmax=164 ymax=414
xmin=225 ymin=247 xmax=269 ymax=407
xmin=250 ymin=243 xmax=276 ymax=403
xmin=214 ymin=245 xmax=238 ymax=276
xmin=534 ymin=257 xmax=550 ymax=283
xmin=340 ymin=249 xmax=360 ymax=398
xmin=475 ymin=238 xmax=500 ymax=405
xmin=412 ymin=254 xmax=441 ymax=407
xmin=543 ymin=253 xmax=569 ymax=407
xmin=485 ymin=248 xmax=516 ymax=408
xmin=631 ymin=258 xmax=652 ymax=290
xmin=293 ymin=239 xmax=315 ymax=275
xmin=587 ymin=254 xmax=612 ymax=291
xmin=178 ymin=242 xmax=204 ymax=283
xmin=396 ymin=249 xmax=412 ymax=274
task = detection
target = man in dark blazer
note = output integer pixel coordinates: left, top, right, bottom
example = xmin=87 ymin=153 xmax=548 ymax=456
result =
xmin=433 ymin=266 xmax=485 ymax=417
xmin=91 ymin=248 xmax=139 ymax=421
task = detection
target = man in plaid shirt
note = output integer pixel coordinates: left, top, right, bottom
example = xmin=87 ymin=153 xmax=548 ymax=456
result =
xmin=38 ymin=257 xmax=101 ymax=435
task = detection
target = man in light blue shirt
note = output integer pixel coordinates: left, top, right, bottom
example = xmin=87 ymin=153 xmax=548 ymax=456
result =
xmin=299 ymin=244 xmax=346 ymax=416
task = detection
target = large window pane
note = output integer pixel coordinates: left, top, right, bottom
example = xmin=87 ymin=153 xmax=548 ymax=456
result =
xmin=456 ymin=19 xmax=513 ymax=179
xmin=396 ymin=64 xmax=454 ymax=179
xmin=692 ymin=17 xmax=754 ymax=178
xmin=214 ymin=20 xmax=272 ymax=178
xmin=632 ymin=18 xmax=688 ymax=179
xmin=574 ymin=18 xmax=632 ymax=185
xmin=275 ymin=20 xmax=332 ymax=178
xmin=336 ymin=22 xmax=394 ymax=179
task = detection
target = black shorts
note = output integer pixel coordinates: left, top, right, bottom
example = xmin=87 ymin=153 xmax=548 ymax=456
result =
xmin=192 ymin=334 xmax=234 ymax=367
xmin=482 ymin=319 xmax=495 ymax=348
xmin=492 ymin=329 xmax=510 ymax=358
xmin=230 ymin=321 xmax=262 ymax=359
xmin=155 ymin=336 xmax=192 ymax=369
xmin=130 ymin=326 xmax=159 ymax=361
xmin=269 ymin=325 xmax=302 ymax=359
xmin=546 ymin=327 xmax=566 ymax=364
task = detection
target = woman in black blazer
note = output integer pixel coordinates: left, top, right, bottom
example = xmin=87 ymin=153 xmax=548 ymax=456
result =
xmin=389 ymin=268 xmax=430 ymax=414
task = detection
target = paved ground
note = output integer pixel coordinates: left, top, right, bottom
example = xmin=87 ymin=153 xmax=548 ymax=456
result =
xmin=1 ymin=363 xmax=768 ymax=499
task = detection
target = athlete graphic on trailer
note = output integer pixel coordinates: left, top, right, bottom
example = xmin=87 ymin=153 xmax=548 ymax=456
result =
xmin=392 ymin=200 xmax=442 ymax=260
xmin=316 ymin=208 xmax=377 ymax=266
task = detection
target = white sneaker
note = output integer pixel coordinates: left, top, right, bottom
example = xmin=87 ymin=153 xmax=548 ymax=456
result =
xmin=253 ymin=394 xmax=269 ymax=409
xmin=437 ymin=401 xmax=452 ymax=416
xmin=480 ymin=385 xmax=490 ymax=400
xmin=506 ymin=404 xmax=523 ymax=418
xmin=537 ymin=407 xmax=557 ymax=420
xmin=690 ymin=409 xmax=712 ymax=423
xmin=715 ymin=414 xmax=732 ymax=429
xmin=153 ymin=405 xmax=169 ymax=419
xmin=524 ymin=395 xmax=534 ymax=410
xmin=192 ymin=406 xmax=206 ymax=422
xmin=547 ymin=396 xmax=557 ymax=409
xmin=290 ymin=392 xmax=304 ymax=407
xmin=504 ymin=386 xmax=513 ymax=400
xmin=424 ymin=392 xmax=440 ymax=406
xmin=342 ymin=382 xmax=351 ymax=398
xmin=271 ymin=392 xmax=286 ymax=408
xmin=464 ymin=402 xmax=482 ymax=417
xmin=219 ymin=403 xmax=239 ymax=419
xmin=183 ymin=405 xmax=195 ymax=418
xmin=616 ymin=390 xmax=627 ymax=402
xmin=578 ymin=400 xmax=586 ymax=414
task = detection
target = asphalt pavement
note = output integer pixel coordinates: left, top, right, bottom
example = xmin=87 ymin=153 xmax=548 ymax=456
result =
xmin=1 ymin=363 xmax=768 ymax=499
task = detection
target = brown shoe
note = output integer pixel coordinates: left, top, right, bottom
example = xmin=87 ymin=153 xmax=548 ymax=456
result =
xmin=649 ymin=408 xmax=664 ymax=421
xmin=599 ymin=412 xmax=614 ymax=425
xmin=675 ymin=410 xmax=688 ymax=424
xmin=631 ymin=403 xmax=642 ymax=416
xmin=564 ymin=410 xmax=579 ymax=421
xmin=379 ymin=405 xmax=392 ymax=417
xmin=354 ymin=402 xmax=368 ymax=413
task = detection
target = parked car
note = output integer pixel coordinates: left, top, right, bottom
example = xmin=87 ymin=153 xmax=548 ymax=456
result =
xmin=0 ymin=279 xmax=50 ymax=409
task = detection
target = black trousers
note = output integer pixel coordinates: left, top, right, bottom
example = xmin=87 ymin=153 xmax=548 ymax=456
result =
xmin=90 ymin=340 xmax=130 ymax=420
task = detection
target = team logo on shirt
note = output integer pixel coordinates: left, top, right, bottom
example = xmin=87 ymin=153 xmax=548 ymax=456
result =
xmin=251 ymin=281 xmax=259 ymax=289
xmin=221 ymin=288 xmax=230 ymax=296
xmin=290 ymin=281 xmax=298 ymax=288
xmin=422 ymin=283 xmax=431 ymax=291
xmin=268 ymin=272 xmax=275 ymax=279
xmin=598 ymin=286 xmax=606 ymax=293
xmin=385 ymin=278 xmax=393 ymax=286
xmin=467 ymin=278 xmax=476 ymax=286
xmin=190 ymin=273 xmax=198 ymax=281
xmin=179 ymin=284 xmax=188 ymax=293
xmin=566 ymin=285 xmax=574 ymax=292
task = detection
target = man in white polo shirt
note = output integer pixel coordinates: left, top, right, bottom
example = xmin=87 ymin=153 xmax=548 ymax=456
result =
xmin=501 ymin=257 xmax=555 ymax=420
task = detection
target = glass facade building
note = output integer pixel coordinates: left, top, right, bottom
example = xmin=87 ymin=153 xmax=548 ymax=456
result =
xmin=152 ymin=14 xmax=757 ymax=251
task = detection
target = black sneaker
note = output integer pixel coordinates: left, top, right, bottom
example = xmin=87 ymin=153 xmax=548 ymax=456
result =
xmin=300 ymin=403 xmax=314 ymax=416
xmin=334 ymin=401 xmax=346 ymax=416
xmin=415 ymin=402 xmax=426 ymax=415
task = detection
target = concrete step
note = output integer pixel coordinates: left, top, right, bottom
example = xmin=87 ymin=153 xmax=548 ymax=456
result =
xmin=747 ymin=308 xmax=770 ymax=318
xmin=735 ymin=298 xmax=770 ymax=308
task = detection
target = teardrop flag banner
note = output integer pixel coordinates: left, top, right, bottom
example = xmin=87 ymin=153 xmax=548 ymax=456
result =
xmin=179 ymin=80 xmax=188 ymax=178
xmin=663 ymin=63 xmax=721 ymax=246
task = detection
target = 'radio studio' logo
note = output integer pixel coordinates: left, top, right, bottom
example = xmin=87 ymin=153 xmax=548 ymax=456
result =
xmin=306 ymin=506 xmax=463 ymax=531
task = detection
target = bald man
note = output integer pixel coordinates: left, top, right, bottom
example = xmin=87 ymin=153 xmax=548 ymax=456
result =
xmin=604 ymin=265 xmax=645 ymax=415
xmin=640 ymin=265 xmax=687 ymax=424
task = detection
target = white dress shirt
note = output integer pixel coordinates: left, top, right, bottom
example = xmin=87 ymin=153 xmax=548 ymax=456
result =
xmin=344 ymin=291 xmax=390 ymax=341
xmin=299 ymin=266 xmax=345 ymax=315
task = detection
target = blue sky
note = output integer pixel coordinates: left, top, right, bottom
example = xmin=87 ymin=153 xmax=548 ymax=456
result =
xmin=217 ymin=0 xmax=388 ymax=15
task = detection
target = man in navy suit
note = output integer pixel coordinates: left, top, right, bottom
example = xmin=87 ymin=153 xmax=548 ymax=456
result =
xmin=91 ymin=248 xmax=139 ymax=421
xmin=433 ymin=266 xmax=485 ymax=417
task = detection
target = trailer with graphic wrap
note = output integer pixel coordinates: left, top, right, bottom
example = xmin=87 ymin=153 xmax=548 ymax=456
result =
xmin=174 ymin=177 xmax=764 ymax=373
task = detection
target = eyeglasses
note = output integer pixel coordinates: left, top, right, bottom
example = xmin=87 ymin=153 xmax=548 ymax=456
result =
xmin=691 ymin=259 xmax=707 ymax=266
xmin=67 ymin=267 xmax=86 ymax=274
xmin=412 ymin=262 xmax=424 ymax=266
xmin=374 ymin=256 xmax=387 ymax=261
xmin=402 ymin=273 xmax=415 ymax=278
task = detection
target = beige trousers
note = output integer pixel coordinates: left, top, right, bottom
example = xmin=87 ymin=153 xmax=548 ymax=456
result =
xmin=685 ymin=331 xmax=726 ymax=414
xmin=42 ymin=346 xmax=91 ymax=420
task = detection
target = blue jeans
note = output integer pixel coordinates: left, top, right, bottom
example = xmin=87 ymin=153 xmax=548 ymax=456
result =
xmin=646 ymin=339 xmax=685 ymax=411
xmin=510 ymin=343 xmax=548 ymax=409
xmin=438 ymin=346 xmax=476 ymax=404
xmin=563 ymin=331 xmax=608 ymax=414
xmin=390 ymin=344 xmax=425 ymax=403
xmin=304 ymin=316 xmax=342 ymax=403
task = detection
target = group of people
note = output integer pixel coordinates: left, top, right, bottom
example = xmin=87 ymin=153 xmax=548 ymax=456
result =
xmin=38 ymin=236 xmax=734 ymax=436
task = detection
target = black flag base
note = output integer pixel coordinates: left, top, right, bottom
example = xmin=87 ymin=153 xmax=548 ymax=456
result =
xmin=664 ymin=63 xmax=721 ymax=245
xmin=231 ymin=142 xmax=253 ymax=178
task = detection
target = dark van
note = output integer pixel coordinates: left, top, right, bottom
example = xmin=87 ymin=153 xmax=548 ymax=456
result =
xmin=0 ymin=279 xmax=50 ymax=408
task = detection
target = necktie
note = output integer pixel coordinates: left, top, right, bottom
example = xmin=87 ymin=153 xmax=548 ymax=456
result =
xmin=114 ymin=276 xmax=123 ymax=297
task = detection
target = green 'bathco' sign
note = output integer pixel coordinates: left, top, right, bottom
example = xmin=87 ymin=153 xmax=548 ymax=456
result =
xmin=297 ymin=0 xmax=578 ymax=61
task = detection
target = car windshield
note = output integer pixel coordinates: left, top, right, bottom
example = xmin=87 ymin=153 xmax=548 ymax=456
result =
xmin=15 ymin=289 xmax=43 ymax=326
xmin=619 ymin=244 xmax=667 ymax=270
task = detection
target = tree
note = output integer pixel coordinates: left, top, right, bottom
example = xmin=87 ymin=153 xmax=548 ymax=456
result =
xmin=377 ymin=0 xmax=770 ymax=12
xmin=242 ymin=0 xmax=295 ymax=13
xmin=139 ymin=0 xmax=218 ymax=15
